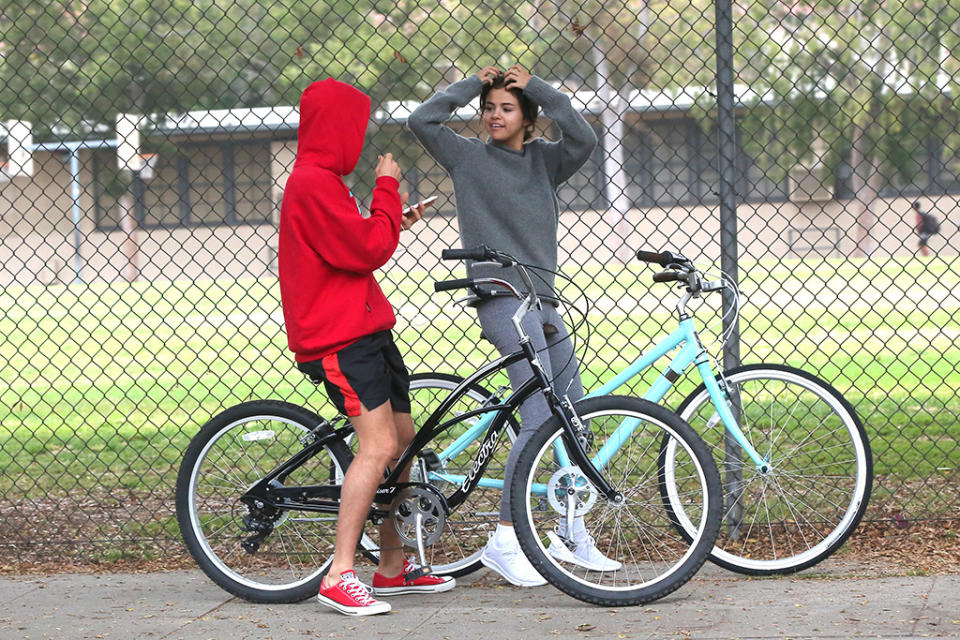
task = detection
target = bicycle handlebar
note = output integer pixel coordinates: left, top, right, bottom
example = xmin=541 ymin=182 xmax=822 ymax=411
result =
xmin=441 ymin=247 xmax=488 ymax=261
xmin=438 ymin=245 xmax=535 ymax=302
xmin=652 ymin=271 xmax=682 ymax=283
xmin=635 ymin=250 xmax=671 ymax=266
xmin=441 ymin=245 xmax=514 ymax=267
xmin=434 ymin=278 xmax=476 ymax=293
xmin=635 ymin=249 xmax=689 ymax=267
xmin=640 ymin=248 xmax=727 ymax=302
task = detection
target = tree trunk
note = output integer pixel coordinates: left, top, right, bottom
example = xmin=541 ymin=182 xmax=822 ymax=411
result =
xmin=121 ymin=80 xmax=145 ymax=283
xmin=849 ymin=126 xmax=882 ymax=257
xmin=119 ymin=193 xmax=139 ymax=282
xmin=592 ymin=45 xmax=634 ymax=263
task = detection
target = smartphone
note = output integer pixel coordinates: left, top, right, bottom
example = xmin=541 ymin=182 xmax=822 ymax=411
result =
xmin=402 ymin=195 xmax=438 ymax=215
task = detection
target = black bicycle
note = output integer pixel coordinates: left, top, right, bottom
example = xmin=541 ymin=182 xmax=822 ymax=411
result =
xmin=176 ymin=247 xmax=722 ymax=607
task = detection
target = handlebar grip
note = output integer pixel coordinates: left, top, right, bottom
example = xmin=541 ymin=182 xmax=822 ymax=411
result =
xmin=441 ymin=247 xmax=489 ymax=261
xmin=434 ymin=278 xmax=476 ymax=292
xmin=652 ymin=271 xmax=682 ymax=283
xmin=635 ymin=249 xmax=671 ymax=266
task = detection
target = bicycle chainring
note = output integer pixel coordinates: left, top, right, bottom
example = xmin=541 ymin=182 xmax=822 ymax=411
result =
xmin=546 ymin=466 xmax=598 ymax=517
xmin=390 ymin=485 xmax=447 ymax=548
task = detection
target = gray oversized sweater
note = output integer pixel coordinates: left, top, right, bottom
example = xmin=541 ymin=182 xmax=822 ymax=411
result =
xmin=407 ymin=75 xmax=597 ymax=301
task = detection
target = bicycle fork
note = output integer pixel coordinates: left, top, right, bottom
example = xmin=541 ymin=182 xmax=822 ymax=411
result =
xmin=520 ymin=336 xmax=622 ymax=505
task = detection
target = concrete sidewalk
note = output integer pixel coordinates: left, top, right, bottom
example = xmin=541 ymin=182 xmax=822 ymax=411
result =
xmin=1 ymin=564 xmax=957 ymax=640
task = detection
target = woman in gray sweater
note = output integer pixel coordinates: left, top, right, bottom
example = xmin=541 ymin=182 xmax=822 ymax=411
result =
xmin=408 ymin=65 xmax=620 ymax=587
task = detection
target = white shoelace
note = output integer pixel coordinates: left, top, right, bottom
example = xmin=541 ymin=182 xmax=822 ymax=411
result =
xmin=341 ymin=575 xmax=376 ymax=604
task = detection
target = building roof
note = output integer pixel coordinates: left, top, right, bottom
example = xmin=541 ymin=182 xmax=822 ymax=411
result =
xmin=153 ymin=105 xmax=300 ymax=135
xmin=6 ymin=77 xmax=948 ymax=144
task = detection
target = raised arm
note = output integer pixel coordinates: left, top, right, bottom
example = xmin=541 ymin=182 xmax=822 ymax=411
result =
xmin=407 ymin=74 xmax=486 ymax=170
xmin=300 ymin=175 xmax=402 ymax=274
xmin=520 ymin=74 xmax=598 ymax=185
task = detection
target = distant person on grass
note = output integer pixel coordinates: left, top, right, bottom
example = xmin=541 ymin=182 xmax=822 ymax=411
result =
xmin=278 ymin=78 xmax=448 ymax=616
xmin=913 ymin=201 xmax=940 ymax=257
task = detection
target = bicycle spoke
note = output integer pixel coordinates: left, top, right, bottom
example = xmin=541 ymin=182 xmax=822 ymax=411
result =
xmin=513 ymin=398 xmax=720 ymax=606
xmin=178 ymin=403 xmax=351 ymax=600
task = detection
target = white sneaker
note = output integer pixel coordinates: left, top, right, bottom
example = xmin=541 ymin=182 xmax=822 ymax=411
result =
xmin=548 ymin=519 xmax=622 ymax=572
xmin=480 ymin=525 xmax=547 ymax=587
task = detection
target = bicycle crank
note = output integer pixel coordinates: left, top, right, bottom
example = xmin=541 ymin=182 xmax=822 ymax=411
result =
xmin=546 ymin=466 xmax=599 ymax=542
xmin=390 ymin=485 xmax=447 ymax=572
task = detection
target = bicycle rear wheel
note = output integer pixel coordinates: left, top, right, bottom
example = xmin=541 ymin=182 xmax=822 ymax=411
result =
xmin=665 ymin=364 xmax=872 ymax=575
xmin=176 ymin=400 xmax=352 ymax=603
xmin=408 ymin=373 xmax=519 ymax=577
xmin=511 ymin=396 xmax=721 ymax=607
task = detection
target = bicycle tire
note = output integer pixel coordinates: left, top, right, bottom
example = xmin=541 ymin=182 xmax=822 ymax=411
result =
xmin=407 ymin=372 xmax=520 ymax=577
xmin=663 ymin=364 xmax=872 ymax=575
xmin=176 ymin=400 xmax=352 ymax=603
xmin=511 ymin=396 xmax=721 ymax=607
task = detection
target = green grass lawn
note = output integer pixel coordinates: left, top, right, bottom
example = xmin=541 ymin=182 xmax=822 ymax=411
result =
xmin=1 ymin=254 xmax=958 ymax=517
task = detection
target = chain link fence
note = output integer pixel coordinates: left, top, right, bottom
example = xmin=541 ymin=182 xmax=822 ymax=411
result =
xmin=1 ymin=0 xmax=958 ymax=564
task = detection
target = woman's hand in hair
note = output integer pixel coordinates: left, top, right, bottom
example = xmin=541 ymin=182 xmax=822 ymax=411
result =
xmin=477 ymin=65 xmax=501 ymax=86
xmin=503 ymin=65 xmax=531 ymax=91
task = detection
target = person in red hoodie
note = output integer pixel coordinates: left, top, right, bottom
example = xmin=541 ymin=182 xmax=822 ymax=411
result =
xmin=279 ymin=78 xmax=453 ymax=616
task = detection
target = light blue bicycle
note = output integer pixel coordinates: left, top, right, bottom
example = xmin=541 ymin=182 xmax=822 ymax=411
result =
xmin=410 ymin=248 xmax=872 ymax=577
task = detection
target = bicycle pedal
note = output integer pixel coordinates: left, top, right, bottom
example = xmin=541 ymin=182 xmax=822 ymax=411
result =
xmin=418 ymin=449 xmax=442 ymax=472
xmin=403 ymin=567 xmax=431 ymax=581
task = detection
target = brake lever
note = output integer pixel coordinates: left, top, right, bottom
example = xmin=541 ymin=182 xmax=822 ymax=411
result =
xmin=472 ymin=259 xmax=507 ymax=268
xmin=702 ymin=280 xmax=725 ymax=293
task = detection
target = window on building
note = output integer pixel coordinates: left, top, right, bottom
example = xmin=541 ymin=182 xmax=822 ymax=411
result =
xmin=692 ymin=122 xmax=720 ymax=205
xmin=648 ymin=119 xmax=693 ymax=206
xmin=232 ymin=143 xmax=274 ymax=224
xmin=93 ymin=140 xmax=275 ymax=231
xmin=555 ymin=122 xmax=604 ymax=211
xmin=735 ymin=124 xmax=790 ymax=203
xmin=621 ymin=118 xmax=651 ymax=207
xmin=140 ymin=150 xmax=184 ymax=227
xmin=92 ymin=150 xmax=123 ymax=231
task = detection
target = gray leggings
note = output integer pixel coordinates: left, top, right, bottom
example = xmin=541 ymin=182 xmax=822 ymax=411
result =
xmin=476 ymin=296 xmax=584 ymax=521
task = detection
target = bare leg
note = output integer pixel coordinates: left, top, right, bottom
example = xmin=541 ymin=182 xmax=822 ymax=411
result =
xmin=324 ymin=402 xmax=398 ymax=587
xmin=376 ymin=410 xmax=416 ymax=577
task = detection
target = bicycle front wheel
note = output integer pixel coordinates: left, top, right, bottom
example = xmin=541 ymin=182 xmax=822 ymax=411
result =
xmin=511 ymin=396 xmax=721 ymax=607
xmin=408 ymin=373 xmax=519 ymax=577
xmin=176 ymin=400 xmax=352 ymax=603
xmin=667 ymin=364 xmax=872 ymax=575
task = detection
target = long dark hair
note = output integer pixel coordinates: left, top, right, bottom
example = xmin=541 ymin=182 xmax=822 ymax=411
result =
xmin=479 ymin=74 xmax=539 ymax=141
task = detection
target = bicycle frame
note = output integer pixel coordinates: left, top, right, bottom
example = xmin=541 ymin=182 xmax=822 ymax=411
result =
xmin=428 ymin=317 xmax=769 ymax=497
xmin=388 ymin=349 xmax=539 ymax=510
xmin=585 ymin=317 xmax=768 ymax=470
xmin=240 ymin=342 xmax=612 ymax=521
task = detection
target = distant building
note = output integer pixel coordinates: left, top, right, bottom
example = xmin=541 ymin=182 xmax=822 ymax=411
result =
xmin=1 ymin=88 xmax=956 ymax=286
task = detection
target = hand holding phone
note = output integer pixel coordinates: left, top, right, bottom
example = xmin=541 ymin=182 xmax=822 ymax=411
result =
xmin=402 ymin=195 xmax=438 ymax=216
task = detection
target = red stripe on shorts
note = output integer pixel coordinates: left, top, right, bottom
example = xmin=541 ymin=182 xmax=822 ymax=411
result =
xmin=321 ymin=353 xmax=363 ymax=417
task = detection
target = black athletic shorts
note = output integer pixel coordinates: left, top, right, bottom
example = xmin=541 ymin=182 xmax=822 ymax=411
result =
xmin=297 ymin=330 xmax=411 ymax=417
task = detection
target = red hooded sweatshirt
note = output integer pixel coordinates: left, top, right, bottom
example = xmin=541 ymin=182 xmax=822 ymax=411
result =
xmin=278 ymin=79 xmax=402 ymax=362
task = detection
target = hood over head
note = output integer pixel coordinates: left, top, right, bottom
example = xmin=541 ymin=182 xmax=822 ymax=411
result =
xmin=295 ymin=78 xmax=371 ymax=176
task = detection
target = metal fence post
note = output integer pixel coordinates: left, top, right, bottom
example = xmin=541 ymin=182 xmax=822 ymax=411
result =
xmin=714 ymin=0 xmax=744 ymax=539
